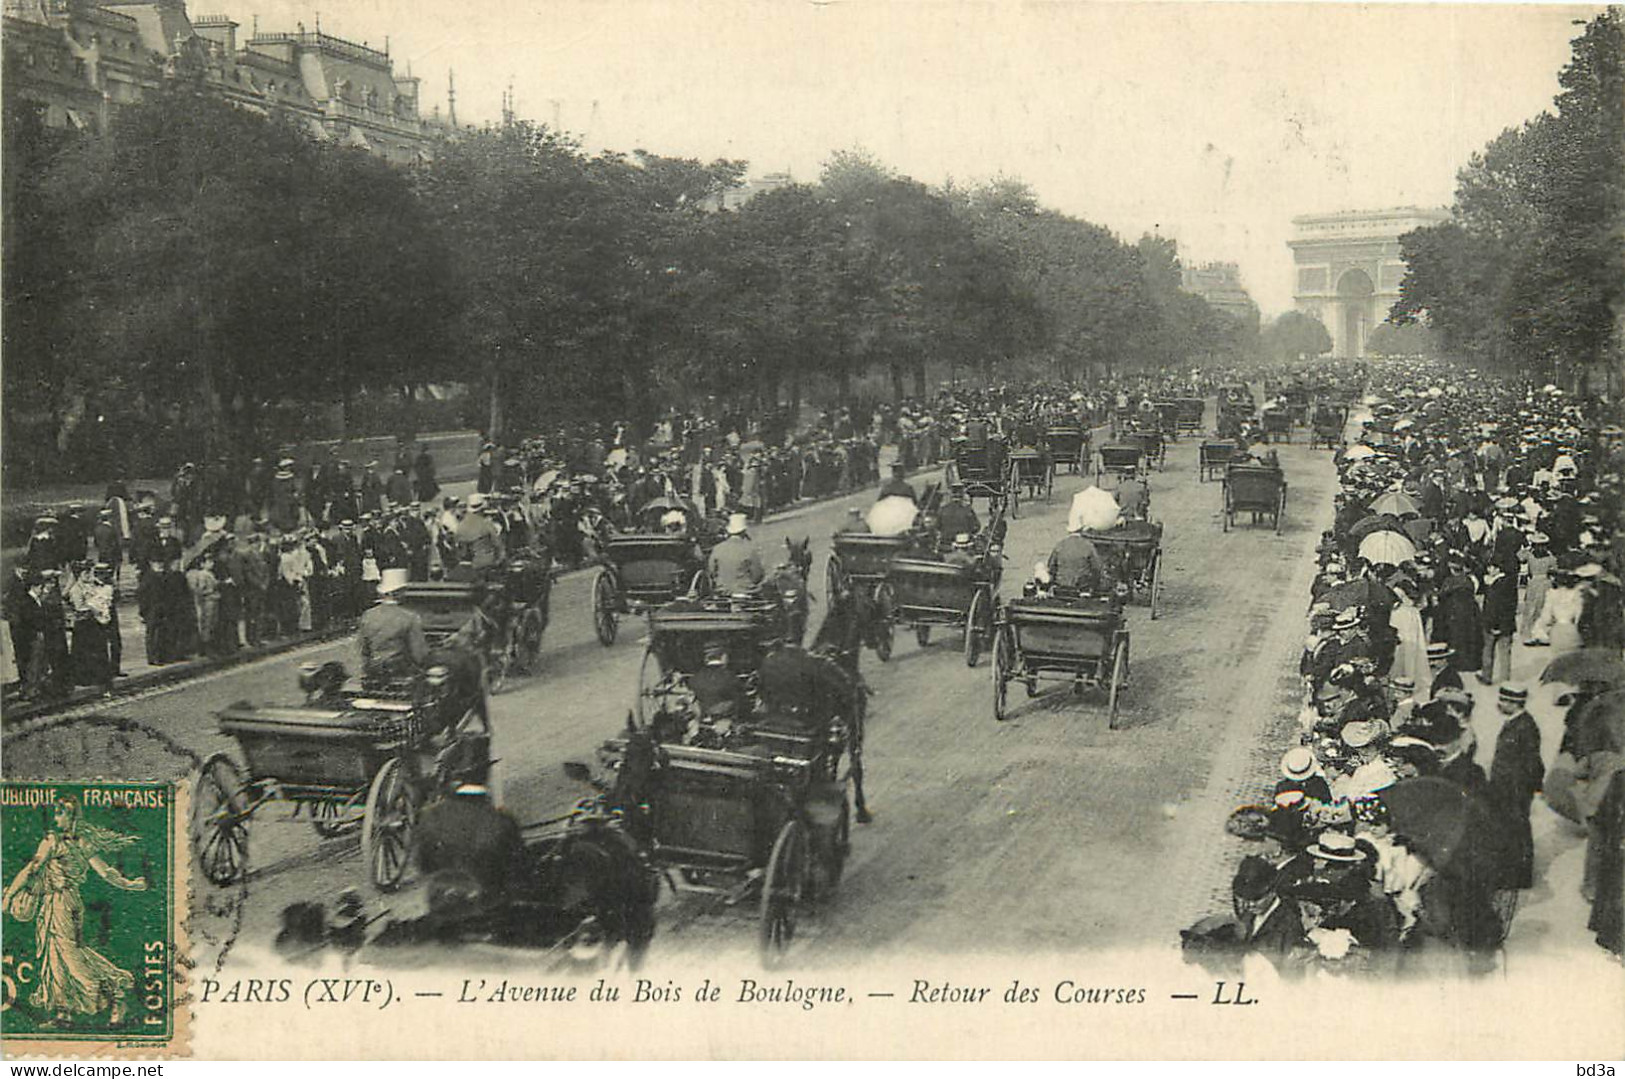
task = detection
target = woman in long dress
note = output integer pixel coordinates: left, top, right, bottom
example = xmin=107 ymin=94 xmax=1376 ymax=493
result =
xmin=1520 ymin=536 xmax=1555 ymax=644
xmin=1389 ymin=582 xmax=1431 ymax=698
xmin=2 ymin=797 xmax=147 ymax=1026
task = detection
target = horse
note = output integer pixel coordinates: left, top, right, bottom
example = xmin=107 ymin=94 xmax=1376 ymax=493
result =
xmin=809 ymin=583 xmax=875 ymax=823
xmin=769 ymin=536 xmax=814 ymax=645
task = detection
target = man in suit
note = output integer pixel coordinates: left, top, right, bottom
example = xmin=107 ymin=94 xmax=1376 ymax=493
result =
xmin=356 ymin=573 xmax=429 ymax=687
xmin=709 ymin=514 xmax=766 ymax=596
xmin=877 ymin=464 xmax=917 ymax=504
xmin=1479 ymin=562 xmax=1518 ymax=685
xmin=1488 ymin=683 xmax=1542 ymax=889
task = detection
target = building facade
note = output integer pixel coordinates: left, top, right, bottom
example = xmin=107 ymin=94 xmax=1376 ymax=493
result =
xmin=1180 ymin=261 xmax=1258 ymax=324
xmin=3 ymin=0 xmax=438 ymax=163
xmin=1288 ymin=207 xmax=1449 ymax=358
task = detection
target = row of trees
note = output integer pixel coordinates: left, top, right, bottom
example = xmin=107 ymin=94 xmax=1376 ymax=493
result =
xmin=1392 ymin=10 xmax=1623 ymax=390
xmin=3 ymin=82 xmax=1257 ymax=483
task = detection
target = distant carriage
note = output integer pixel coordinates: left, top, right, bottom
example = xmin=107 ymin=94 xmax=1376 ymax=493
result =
xmin=1261 ymin=410 xmax=1292 ymax=444
xmin=1096 ymin=443 xmax=1146 ymax=483
xmin=1198 ymin=440 xmax=1237 ymax=483
xmin=1222 ymin=463 xmax=1288 ymax=533
xmin=1044 ymin=426 xmax=1090 ymax=474
xmin=826 ymin=532 xmax=917 ymax=661
xmin=880 ymin=556 xmax=997 ymax=666
xmin=1082 ymin=520 xmax=1164 ymax=619
xmin=946 ymin=439 xmax=1016 ymax=518
xmin=1174 ymin=398 xmax=1206 ymax=438
xmin=991 ymin=596 xmax=1131 ymax=727
xmin=592 ymin=534 xmax=711 ymax=646
xmin=1009 ymin=448 xmax=1054 ymax=504
xmin=1121 ymin=427 xmax=1166 ymax=471
xmin=635 ymin=604 xmax=785 ymax=726
xmin=1310 ymin=405 xmax=1349 ymax=450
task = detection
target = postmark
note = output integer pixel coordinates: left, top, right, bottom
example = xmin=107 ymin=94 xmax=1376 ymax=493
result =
xmin=1 ymin=780 xmax=188 ymax=1056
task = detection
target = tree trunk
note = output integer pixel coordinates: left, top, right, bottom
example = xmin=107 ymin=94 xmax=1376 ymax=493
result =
xmin=487 ymin=363 xmax=504 ymax=445
xmin=888 ymin=361 xmax=905 ymax=402
xmin=912 ymin=358 xmax=927 ymax=398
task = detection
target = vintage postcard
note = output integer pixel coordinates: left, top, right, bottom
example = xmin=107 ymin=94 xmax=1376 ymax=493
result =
xmin=2 ymin=0 xmax=1623 ymax=1062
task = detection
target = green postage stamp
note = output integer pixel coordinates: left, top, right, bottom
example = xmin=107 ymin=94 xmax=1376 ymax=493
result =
xmin=2 ymin=780 xmax=183 ymax=1055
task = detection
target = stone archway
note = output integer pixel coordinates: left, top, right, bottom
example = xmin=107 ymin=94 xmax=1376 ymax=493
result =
xmin=1336 ymin=268 xmax=1376 ymax=358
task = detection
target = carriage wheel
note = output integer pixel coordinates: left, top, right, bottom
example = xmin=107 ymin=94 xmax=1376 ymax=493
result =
xmin=1107 ymin=637 xmax=1129 ymax=730
xmin=511 ymin=606 xmax=546 ymax=675
xmin=1275 ymin=489 xmax=1287 ymax=535
xmin=1044 ymin=465 xmax=1054 ymax=503
xmin=964 ymin=589 xmax=988 ymax=668
xmin=824 ymin=555 xmax=843 ymax=607
xmin=916 ymin=624 xmax=932 ymax=648
xmin=759 ymin=819 xmax=809 ymax=963
xmin=362 ymin=758 xmax=417 ymax=892
xmin=689 ymin=569 xmax=710 ymax=597
xmin=1148 ymin=552 xmax=1163 ymax=621
xmin=191 ymin=753 xmax=250 ymax=887
xmin=1009 ymin=481 xmax=1020 ymax=519
xmin=992 ymin=626 xmax=1012 ymax=721
xmin=310 ymin=791 xmax=361 ymax=838
xmin=872 ymin=583 xmax=895 ymax=662
xmin=591 ymin=569 xmax=619 ymax=647
xmin=811 ymin=790 xmax=852 ymax=900
xmin=635 ymin=646 xmax=664 ymax=727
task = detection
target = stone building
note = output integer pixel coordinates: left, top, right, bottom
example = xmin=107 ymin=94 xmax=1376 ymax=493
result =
xmin=3 ymin=0 xmax=437 ymax=163
xmin=1179 ymin=261 xmax=1258 ymax=324
xmin=1288 ymin=207 xmax=1449 ymax=358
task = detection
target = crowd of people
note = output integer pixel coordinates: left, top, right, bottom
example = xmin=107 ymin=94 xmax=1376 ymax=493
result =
xmin=1190 ymin=359 xmax=1624 ymax=974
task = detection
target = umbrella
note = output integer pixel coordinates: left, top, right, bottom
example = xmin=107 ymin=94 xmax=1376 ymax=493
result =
xmin=1377 ymin=777 xmax=1520 ymax=882
xmin=637 ymin=495 xmax=688 ymax=517
xmin=1362 ymin=394 xmax=1384 ymax=405
xmin=866 ymin=496 xmax=918 ymax=537
xmin=1348 ymin=513 xmax=1406 ymax=542
xmin=1393 ymin=418 xmax=1416 ymax=432
xmin=1572 ymin=690 xmax=1625 ymax=755
xmin=1540 ymin=650 xmax=1625 ymax=690
xmin=605 ymin=447 xmax=629 ymax=468
xmin=1358 ymin=530 xmax=1417 ymax=566
xmin=531 ymin=469 xmax=560 ymax=493
xmin=1343 ymin=445 xmax=1378 ymax=460
xmin=1369 ymin=491 xmax=1420 ymax=517
xmin=1402 ymin=517 xmax=1434 ymax=546
xmin=1320 ymin=577 xmax=1387 ymax=612
xmin=1068 ymin=487 xmax=1121 ymax=532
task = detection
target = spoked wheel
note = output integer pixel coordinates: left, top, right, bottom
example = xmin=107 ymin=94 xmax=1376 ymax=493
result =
xmin=635 ymin=645 xmax=664 ymax=727
xmin=1275 ymin=490 xmax=1287 ymax=535
xmin=872 ymin=583 xmax=895 ymax=662
xmin=191 ymin=753 xmax=250 ymax=887
xmin=1009 ymin=481 xmax=1020 ymax=519
xmin=992 ymin=626 xmax=1012 ymax=722
xmin=514 ymin=606 xmax=546 ymax=675
xmin=310 ymin=792 xmax=361 ymax=839
xmin=592 ymin=569 xmax=619 ymax=647
xmin=1107 ymin=637 xmax=1130 ymax=730
xmin=916 ymin=624 xmax=932 ymax=648
xmin=964 ymin=588 xmax=989 ymax=668
xmin=759 ymin=819 xmax=809 ymax=963
xmin=362 ymin=758 xmax=417 ymax=892
xmin=1148 ymin=551 xmax=1163 ymax=621
xmin=1044 ymin=466 xmax=1054 ymax=503
xmin=1222 ymin=491 xmax=1232 ymax=533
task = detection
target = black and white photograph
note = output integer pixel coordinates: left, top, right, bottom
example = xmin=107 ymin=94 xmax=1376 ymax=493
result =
xmin=1 ymin=0 xmax=1621 ymax=1061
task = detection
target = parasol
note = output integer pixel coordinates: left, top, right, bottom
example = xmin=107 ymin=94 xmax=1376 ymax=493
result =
xmin=638 ymin=495 xmax=687 ymax=515
xmin=1540 ymin=650 xmax=1625 ymax=690
xmin=1320 ymin=577 xmax=1387 ymax=612
xmin=531 ymin=468 xmax=561 ymax=494
xmin=1377 ymin=777 xmax=1520 ymax=883
xmin=1068 ymin=487 xmax=1121 ymax=533
xmin=605 ymin=448 xmax=629 ymax=468
xmin=1571 ymin=690 xmax=1625 ymax=755
xmin=1358 ymin=530 xmax=1417 ymax=566
xmin=1348 ymin=513 xmax=1407 ymax=542
xmin=1343 ymin=445 xmax=1378 ymax=460
xmin=866 ymin=496 xmax=918 ymax=537
xmin=1393 ymin=418 xmax=1416 ymax=432
xmin=1402 ymin=517 xmax=1434 ymax=546
xmin=1369 ymin=491 xmax=1420 ymax=517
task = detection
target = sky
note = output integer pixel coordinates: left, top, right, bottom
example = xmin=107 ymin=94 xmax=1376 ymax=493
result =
xmin=237 ymin=1 xmax=1598 ymax=316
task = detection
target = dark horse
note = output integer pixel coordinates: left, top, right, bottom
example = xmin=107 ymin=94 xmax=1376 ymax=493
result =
xmin=770 ymin=536 xmax=814 ymax=645
xmin=810 ymin=578 xmax=876 ymax=823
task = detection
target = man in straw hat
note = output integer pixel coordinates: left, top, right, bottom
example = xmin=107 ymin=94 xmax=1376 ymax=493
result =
xmin=1488 ymin=683 xmax=1541 ymax=889
xmin=357 ymin=568 xmax=428 ymax=689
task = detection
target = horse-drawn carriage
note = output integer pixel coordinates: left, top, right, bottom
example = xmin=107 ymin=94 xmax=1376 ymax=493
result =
xmin=1082 ymin=520 xmax=1164 ymax=619
xmin=1009 ymin=447 xmax=1053 ymax=506
xmin=635 ymin=603 xmax=786 ymax=727
xmin=191 ymin=662 xmax=490 ymax=892
xmin=1096 ymin=442 xmax=1146 ymax=483
xmin=1310 ymin=404 xmax=1349 ymax=450
xmin=1199 ymin=440 xmax=1237 ymax=482
xmin=880 ymin=555 xmax=997 ymax=665
xmin=1174 ymin=398 xmax=1206 ymax=438
xmin=1153 ymin=400 xmax=1183 ymax=437
xmin=991 ymin=595 xmax=1131 ymax=727
xmin=1222 ymin=463 xmax=1288 ymax=533
xmin=1261 ymin=409 xmax=1292 ymax=444
xmin=1045 ymin=426 xmax=1090 ymax=475
xmin=825 ymin=532 xmax=917 ymax=660
xmin=394 ymin=570 xmax=551 ymax=693
xmin=946 ymin=439 xmax=1015 ymax=518
xmin=592 ymin=533 xmax=711 ymax=646
xmin=1283 ymin=388 xmax=1311 ymax=427
xmin=1120 ymin=427 xmax=1166 ymax=471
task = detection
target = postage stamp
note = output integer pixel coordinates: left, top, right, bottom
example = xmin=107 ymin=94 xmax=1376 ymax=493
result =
xmin=1 ymin=780 xmax=186 ymax=1056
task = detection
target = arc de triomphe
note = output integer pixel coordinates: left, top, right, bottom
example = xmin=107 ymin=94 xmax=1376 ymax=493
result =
xmin=1288 ymin=208 xmax=1449 ymax=358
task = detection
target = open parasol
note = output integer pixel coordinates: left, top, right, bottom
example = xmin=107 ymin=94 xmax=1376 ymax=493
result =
xmin=1377 ymin=777 xmax=1520 ymax=883
xmin=1540 ymin=650 xmax=1625 ymax=690
xmin=866 ymin=496 xmax=918 ymax=537
xmin=1369 ymin=491 xmax=1419 ymax=517
xmin=1348 ymin=513 xmax=1406 ymax=542
xmin=1358 ymin=530 xmax=1417 ymax=566
xmin=1320 ymin=577 xmax=1387 ymax=612
xmin=1343 ymin=445 xmax=1378 ymax=461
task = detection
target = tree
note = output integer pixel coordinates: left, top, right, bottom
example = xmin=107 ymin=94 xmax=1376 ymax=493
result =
xmin=1365 ymin=320 xmax=1436 ymax=358
xmin=1262 ymin=310 xmax=1332 ymax=362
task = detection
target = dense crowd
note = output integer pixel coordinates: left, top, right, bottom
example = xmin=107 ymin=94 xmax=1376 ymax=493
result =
xmin=1188 ymin=360 xmax=1624 ymax=974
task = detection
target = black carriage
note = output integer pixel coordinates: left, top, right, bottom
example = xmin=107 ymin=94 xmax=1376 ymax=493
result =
xmin=946 ymin=439 xmax=1015 ymax=518
xmin=636 ymin=604 xmax=785 ymax=726
xmin=1096 ymin=442 xmax=1146 ymax=483
xmin=1174 ymin=398 xmax=1206 ymax=437
xmin=1310 ymin=405 xmax=1348 ymax=450
xmin=1121 ymin=427 xmax=1166 ymax=471
xmin=1044 ymin=426 xmax=1090 ymax=474
xmin=879 ymin=556 xmax=996 ymax=665
xmin=1284 ymin=389 xmax=1311 ymax=427
xmin=1222 ymin=463 xmax=1288 ymax=533
xmin=1153 ymin=400 xmax=1183 ymax=437
xmin=191 ymin=670 xmax=490 ymax=892
xmin=1082 ymin=520 xmax=1164 ymax=619
xmin=599 ymin=711 xmax=856 ymax=962
xmin=592 ymin=534 xmax=710 ymax=646
xmin=991 ymin=596 xmax=1130 ymax=727
xmin=1009 ymin=448 xmax=1054 ymax=505
xmin=395 ymin=574 xmax=550 ymax=693
xmin=1261 ymin=409 xmax=1292 ymax=444
xmin=825 ymin=532 xmax=916 ymax=660
xmin=1198 ymin=440 xmax=1237 ymax=482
